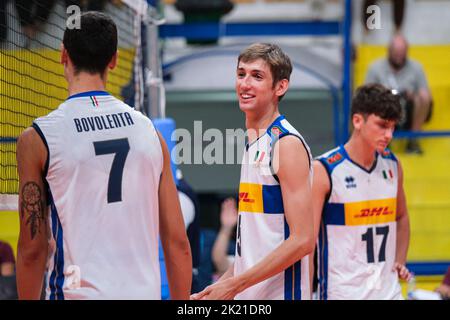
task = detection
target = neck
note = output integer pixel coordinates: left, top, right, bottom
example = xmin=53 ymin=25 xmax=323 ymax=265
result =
xmin=344 ymin=135 xmax=377 ymax=170
xmin=245 ymin=108 xmax=280 ymax=142
xmin=67 ymin=71 xmax=107 ymax=97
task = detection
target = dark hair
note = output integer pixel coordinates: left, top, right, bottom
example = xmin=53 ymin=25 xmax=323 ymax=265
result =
xmin=238 ymin=43 xmax=292 ymax=100
xmin=63 ymin=11 xmax=117 ymax=75
xmin=351 ymin=83 xmax=403 ymax=122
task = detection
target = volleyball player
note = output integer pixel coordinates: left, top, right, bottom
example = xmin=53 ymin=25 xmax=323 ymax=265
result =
xmin=16 ymin=11 xmax=192 ymax=300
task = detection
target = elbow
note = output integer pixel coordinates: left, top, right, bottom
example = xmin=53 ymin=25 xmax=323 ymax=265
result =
xmin=291 ymin=234 xmax=315 ymax=259
xmin=174 ymin=236 xmax=192 ymax=261
xmin=301 ymin=237 xmax=315 ymax=256
xmin=17 ymin=241 xmax=47 ymax=267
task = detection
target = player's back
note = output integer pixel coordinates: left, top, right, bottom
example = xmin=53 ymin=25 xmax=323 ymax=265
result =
xmin=33 ymin=91 xmax=163 ymax=299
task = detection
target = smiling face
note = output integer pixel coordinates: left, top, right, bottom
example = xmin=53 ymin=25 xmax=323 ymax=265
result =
xmin=353 ymin=113 xmax=396 ymax=153
xmin=236 ymin=58 xmax=288 ymax=116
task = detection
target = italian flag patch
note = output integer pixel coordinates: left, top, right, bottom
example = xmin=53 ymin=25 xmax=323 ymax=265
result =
xmin=382 ymin=169 xmax=394 ymax=180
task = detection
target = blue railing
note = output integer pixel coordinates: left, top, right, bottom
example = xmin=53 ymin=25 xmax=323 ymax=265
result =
xmin=160 ymin=21 xmax=340 ymax=39
xmin=407 ymin=261 xmax=450 ymax=276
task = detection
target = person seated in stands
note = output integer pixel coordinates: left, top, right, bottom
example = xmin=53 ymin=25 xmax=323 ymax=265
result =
xmin=0 ymin=240 xmax=14 ymax=277
xmin=211 ymin=198 xmax=237 ymax=280
xmin=365 ymin=34 xmax=433 ymax=154
xmin=0 ymin=240 xmax=17 ymax=300
xmin=15 ymin=0 xmax=56 ymax=44
xmin=435 ymin=267 xmax=450 ymax=300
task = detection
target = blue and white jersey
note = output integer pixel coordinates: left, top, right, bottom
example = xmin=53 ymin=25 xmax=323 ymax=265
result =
xmin=33 ymin=91 xmax=163 ymax=300
xmin=316 ymin=145 xmax=403 ymax=300
xmin=234 ymin=115 xmax=312 ymax=300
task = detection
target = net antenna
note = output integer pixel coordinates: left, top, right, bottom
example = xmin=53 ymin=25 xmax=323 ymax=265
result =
xmin=144 ymin=5 xmax=166 ymax=119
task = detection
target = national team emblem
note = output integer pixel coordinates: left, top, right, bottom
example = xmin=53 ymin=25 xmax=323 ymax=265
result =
xmin=270 ymin=126 xmax=284 ymax=137
xmin=345 ymin=176 xmax=356 ymax=189
xmin=382 ymin=150 xmax=391 ymax=157
xmin=327 ymin=152 xmax=343 ymax=164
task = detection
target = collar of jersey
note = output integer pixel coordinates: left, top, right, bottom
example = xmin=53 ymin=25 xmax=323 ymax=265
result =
xmin=340 ymin=144 xmax=378 ymax=174
xmin=246 ymin=114 xmax=285 ymax=150
xmin=67 ymin=91 xmax=110 ymax=100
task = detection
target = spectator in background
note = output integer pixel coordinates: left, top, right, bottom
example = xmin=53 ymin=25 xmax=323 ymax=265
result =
xmin=176 ymin=169 xmax=201 ymax=294
xmin=435 ymin=267 xmax=450 ymax=300
xmin=0 ymin=240 xmax=17 ymax=300
xmin=0 ymin=240 xmax=15 ymax=277
xmin=15 ymin=0 xmax=56 ymax=44
xmin=0 ymin=0 xmax=8 ymax=43
xmin=64 ymin=0 xmax=108 ymax=12
xmin=211 ymin=198 xmax=237 ymax=280
xmin=365 ymin=34 xmax=432 ymax=154
xmin=362 ymin=0 xmax=405 ymax=33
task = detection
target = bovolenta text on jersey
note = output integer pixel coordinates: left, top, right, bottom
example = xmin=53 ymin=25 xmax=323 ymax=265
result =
xmin=73 ymin=112 xmax=135 ymax=133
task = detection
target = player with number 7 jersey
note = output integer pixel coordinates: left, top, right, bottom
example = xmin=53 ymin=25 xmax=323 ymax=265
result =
xmin=31 ymin=91 xmax=168 ymax=299
xmin=311 ymin=84 xmax=412 ymax=300
xmin=16 ymin=12 xmax=191 ymax=300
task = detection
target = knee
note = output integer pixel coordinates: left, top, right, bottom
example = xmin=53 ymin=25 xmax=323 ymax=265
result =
xmin=417 ymin=90 xmax=432 ymax=107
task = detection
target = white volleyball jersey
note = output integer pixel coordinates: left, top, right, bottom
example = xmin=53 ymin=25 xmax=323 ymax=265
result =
xmin=316 ymin=145 xmax=403 ymax=300
xmin=234 ymin=115 xmax=312 ymax=300
xmin=33 ymin=91 xmax=163 ymax=300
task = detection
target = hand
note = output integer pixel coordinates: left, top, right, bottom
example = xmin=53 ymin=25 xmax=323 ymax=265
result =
xmin=393 ymin=262 xmax=412 ymax=282
xmin=435 ymin=284 xmax=450 ymax=299
xmin=220 ymin=198 xmax=238 ymax=229
xmin=190 ymin=278 xmax=239 ymax=300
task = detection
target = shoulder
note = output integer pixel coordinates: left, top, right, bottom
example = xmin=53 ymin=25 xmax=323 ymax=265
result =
xmin=316 ymin=146 xmax=345 ymax=174
xmin=407 ymin=59 xmax=425 ymax=71
xmin=368 ymin=58 xmax=388 ymax=71
xmin=17 ymin=126 xmax=42 ymax=147
xmin=33 ymin=103 xmax=66 ymax=131
xmin=268 ymin=116 xmax=311 ymax=158
xmin=17 ymin=126 xmax=48 ymax=169
xmin=379 ymin=148 xmax=398 ymax=163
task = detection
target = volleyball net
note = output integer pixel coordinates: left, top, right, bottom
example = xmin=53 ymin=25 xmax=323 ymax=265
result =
xmin=0 ymin=0 xmax=151 ymax=210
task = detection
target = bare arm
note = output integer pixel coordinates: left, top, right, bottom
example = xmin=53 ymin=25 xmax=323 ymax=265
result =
xmin=212 ymin=198 xmax=237 ymax=276
xmin=16 ymin=127 xmax=49 ymax=299
xmin=193 ymin=136 xmax=314 ymax=300
xmin=157 ymin=132 xmax=192 ymax=300
xmin=393 ymin=160 xmax=411 ymax=281
xmin=309 ymin=160 xmax=330 ymax=293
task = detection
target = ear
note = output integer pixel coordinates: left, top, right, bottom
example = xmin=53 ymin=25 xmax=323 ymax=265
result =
xmin=108 ymin=51 xmax=118 ymax=70
xmin=275 ymin=79 xmax=289 ymax=98
xmin=60 ymin=43 xmax=68 ymax=65
xmin=352 ymin=113 xmax=364 ymax=130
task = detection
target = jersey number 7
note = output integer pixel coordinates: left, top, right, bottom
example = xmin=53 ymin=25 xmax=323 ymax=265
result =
xmin=93 ymin=138 xmax=130 ymax=203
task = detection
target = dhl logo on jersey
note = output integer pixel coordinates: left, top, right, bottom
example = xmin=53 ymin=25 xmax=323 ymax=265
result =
xmin=238 ymin=183 xmax=264 ymax=213
xmin=344 ymin=198 xmax=397 ymax=226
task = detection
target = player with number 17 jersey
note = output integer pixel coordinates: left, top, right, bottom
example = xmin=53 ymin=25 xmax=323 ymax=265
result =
xmin=33 ymin=91 xmax=163 ymax=299
xmin=316 ymin=146 xmax=402 ymax=300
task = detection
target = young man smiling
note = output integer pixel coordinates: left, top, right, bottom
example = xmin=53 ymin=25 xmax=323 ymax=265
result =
xmin=312 ymin=84 xmax=411 ymax=300
xmin=192 ymin=43 xmax=314 ymax=300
